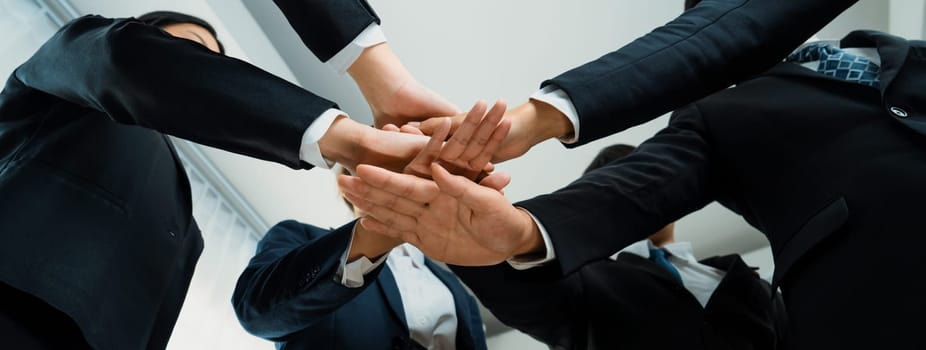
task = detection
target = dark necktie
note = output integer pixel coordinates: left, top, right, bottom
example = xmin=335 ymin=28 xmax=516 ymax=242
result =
xmin=785 ymin=43 xmax=881 ymax=88
xmin=649 ymin=248 xmax=682 ymax=283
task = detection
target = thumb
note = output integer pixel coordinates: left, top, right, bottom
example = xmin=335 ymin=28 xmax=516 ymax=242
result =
xmin=479 ymin=173 xmax=511 ymax=192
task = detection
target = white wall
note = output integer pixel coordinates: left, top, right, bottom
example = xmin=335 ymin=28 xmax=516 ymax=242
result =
xmin=0 ymin=0 xmax=59 ymax=78
xmin=890 ymin=0 xmax=926 ymax=39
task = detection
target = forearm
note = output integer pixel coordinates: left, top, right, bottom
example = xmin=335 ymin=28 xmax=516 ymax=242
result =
xmin=515 ymin=107 xmax=716 ymax=274
xmin=233 ymin=222 xmax=381 ymax=339
xmin=550 ymin=0 xmax=856 ymax=145
xmin=347 ymin=43 xmax=411 ymax=112
xmin=18 ymin=15 xmax=334 ymax=170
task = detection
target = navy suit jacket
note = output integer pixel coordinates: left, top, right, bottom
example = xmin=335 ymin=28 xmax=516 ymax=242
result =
xmin=547 ymin=0 xmax=858 ymax=145
xmin=232 ymin=220 xmax=487 ymax=350
xmin=517 ymin=30 xmax=926 ymax=348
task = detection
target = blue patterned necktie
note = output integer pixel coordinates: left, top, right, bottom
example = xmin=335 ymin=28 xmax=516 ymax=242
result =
xmin=649 ymin=248 xmax=683 ymax=283
xmin=785 ymin=43 xmax=881 ymax=88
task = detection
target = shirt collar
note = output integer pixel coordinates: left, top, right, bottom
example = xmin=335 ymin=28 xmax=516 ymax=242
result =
xmin=391 ymin=243 xmax=426 ymax=269
xmin=792 ymin=39 xmax=881 ymax=68
xmin=610 ymin=239 xmax=698 ymax=263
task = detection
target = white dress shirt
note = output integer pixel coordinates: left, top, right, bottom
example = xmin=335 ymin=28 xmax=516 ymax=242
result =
xmin=337 ymin=238 xmax=459 ymax=350
xmin=614 ymin=240 xmax=725 ymax=307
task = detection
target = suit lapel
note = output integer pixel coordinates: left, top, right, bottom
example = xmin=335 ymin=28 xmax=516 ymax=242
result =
xmin=699 ymin=254 xmax=762 ymax=308
xmin=841 ymin=30 xmax=910 ymax=94
xmin=375 ymin=266 xmax=409 ymax=331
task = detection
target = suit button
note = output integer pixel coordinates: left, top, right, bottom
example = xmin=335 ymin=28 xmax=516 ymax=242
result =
xmin=168 ymin=231 xmax=176 ymax=238
xmin=890 ymin=106 xmax=909 ymax=118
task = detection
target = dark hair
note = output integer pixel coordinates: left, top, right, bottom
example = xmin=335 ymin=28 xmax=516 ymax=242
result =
xmin=137 ymin=11 xmax=225 ymax=54
xmin=684 ymin=0 xmax=702 ymax=11
xmin=583 ymin=144 xmax=637 ymax=175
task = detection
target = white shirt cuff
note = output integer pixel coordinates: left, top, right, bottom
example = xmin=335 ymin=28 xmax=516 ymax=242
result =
xmin=530 ymin=86 xmax=580 ymax=144
xmin=299 ymin=108 xmax=346 ymax=169
xmin=326 ymin=23 xmax=387 ymax=75
xmin=506 ymin=209 xmax=557 ymax=270
xmin=336 ymin=224 xmax=389 ymax=288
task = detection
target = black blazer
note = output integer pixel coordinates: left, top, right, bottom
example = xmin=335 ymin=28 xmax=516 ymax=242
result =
xmin=518 ymin=30 xmax=926 ymax=348
xmin=0 ymin=11 xmax=352 ymax=349
xmin=453 ymin=253 xmax=786 ymax=350
xmin=232 ymin=220 xmax=487 ymax=350
xmin=548 ymin=0 xmax=858 ymax=145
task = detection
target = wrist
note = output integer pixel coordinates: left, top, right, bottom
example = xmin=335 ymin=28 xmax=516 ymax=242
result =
xmin=510 ymin=100 xmax=573 ymax=147
xmin=348 ymin=43 xmax=412 ymax=111
xmin=348 ymin=220 xmax=401 ymax=262
xmin=512 ymin=208 xmax=545 ymax=258
xmin=527 ymin=99 xmax=573 ymax=141
xmin=317 ymin=116 xmax=365 ymax=170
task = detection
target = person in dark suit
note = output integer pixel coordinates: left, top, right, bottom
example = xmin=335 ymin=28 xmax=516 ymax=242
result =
xmin=416 ymin=0 xmax=860 ymax=163
xmin=338 ymin=28 xmax=926 ymax=349
xmin=231 ymin=179 xmax=488 ymax=350
xmin=449 ymin=143 xmax=787 ymax=350
xmin=0 ymin=8 xmax=464 ymax=350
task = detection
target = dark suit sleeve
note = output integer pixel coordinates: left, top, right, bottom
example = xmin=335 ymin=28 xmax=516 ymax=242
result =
xmin=452 ymin=263 xmax=588 ymax=349
xmin=13 ymin=15 xmax=336 ymax=170
xmin=517 ymin=104 xmax=717 ymax=275
xmin=549 ymin=0 xmax=856 ymax=145
xmin=272 ymin=0 xmax=380 ymax=62
xmin=231 ymin=220 xmax=386 ymax=341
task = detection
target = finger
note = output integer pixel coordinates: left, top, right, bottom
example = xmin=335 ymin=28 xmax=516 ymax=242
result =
xmin=382 ymin=124 xmax=401 ymax=132
xmin=479 ymin=172 xmax=511 ymax=192
xmin=342 ymin=183 xmax=427 ymax=220
xmin=344 ymin=191 xmax=418 ymax=232
xmin=359 ymin=217 xmax=422 ymax=246
xmin=431 ymin=163 xmax=480 ymax=200
xmin=355 ymin=164 xmax=441 ymax=204
xmin=402 ymin=118 xmax=451 ymax=178
xmin=399 ymin=124 xmax=425 ymax=136
xmin=457 ymin=100 xmax=507 ymax=163
xmin=467 ymin=118 xmax=511 ymax=171
xmin=441 ymin=100 xmax=487 ymax=159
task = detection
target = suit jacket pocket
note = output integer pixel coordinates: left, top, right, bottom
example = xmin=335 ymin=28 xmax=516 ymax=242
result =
xmin=15 ymin=159 xmax=127 ymax=215
xmin=771 ymin=196 xmax=848 ymax=288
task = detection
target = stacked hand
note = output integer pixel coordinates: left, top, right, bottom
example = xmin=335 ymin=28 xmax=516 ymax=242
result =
xmin=342 ymin=99 xmax=527 ymax=264
xmin=413 ymin=99 xmax=575 ymax=163
xmin=339 ymin=100 xmax=545 ymax=266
